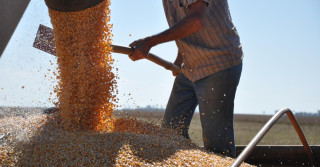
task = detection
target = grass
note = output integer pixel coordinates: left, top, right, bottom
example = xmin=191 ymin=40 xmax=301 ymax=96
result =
xmin=116 ymin=110 xmax=320 ymax=146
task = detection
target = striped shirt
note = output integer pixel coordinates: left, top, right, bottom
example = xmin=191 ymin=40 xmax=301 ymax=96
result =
xmin=163 ymin=0 xmax=243 ymax=82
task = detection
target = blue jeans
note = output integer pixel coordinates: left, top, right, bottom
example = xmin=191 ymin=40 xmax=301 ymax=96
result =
xmin=162 ymin=63 xmax=242 ymax=158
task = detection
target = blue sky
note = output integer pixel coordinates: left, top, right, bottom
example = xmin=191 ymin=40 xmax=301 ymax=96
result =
xmin=0 ymin=0 xmax=319 ymax=115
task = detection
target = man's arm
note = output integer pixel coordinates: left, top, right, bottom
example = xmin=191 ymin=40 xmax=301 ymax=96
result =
xmin=128 ymin=0 xmax=208 ymax=61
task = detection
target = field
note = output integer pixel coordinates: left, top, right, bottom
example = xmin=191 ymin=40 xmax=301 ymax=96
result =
xmin=116 ymin=110 xmax=320 ymax=146
xmin=1 ymin=107 xmax=319 ymax=146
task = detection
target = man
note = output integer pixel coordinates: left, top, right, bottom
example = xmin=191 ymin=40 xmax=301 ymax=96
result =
xmin=129 ymin=0 xmax=243 ymax=158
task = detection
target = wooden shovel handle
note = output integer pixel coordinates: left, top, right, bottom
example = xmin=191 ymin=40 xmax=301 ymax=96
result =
xmin=111 ymin=45 xmax=181 ymax=74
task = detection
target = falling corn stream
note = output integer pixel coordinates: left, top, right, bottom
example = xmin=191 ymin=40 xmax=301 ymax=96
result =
xmin=48 ymin=0 xmax=117 ymax=131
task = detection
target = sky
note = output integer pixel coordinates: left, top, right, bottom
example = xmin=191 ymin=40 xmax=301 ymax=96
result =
xmin=0 ymin=0 xmax=319 ymax=115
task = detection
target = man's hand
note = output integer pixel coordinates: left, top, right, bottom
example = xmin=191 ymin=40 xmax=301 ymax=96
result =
xmin=172 ymin=52 xmax=183 ymax=76
xmin=172 ymin=70 xmax=179 ymax=77
xmin=129 ymin=37 xmax=154 ymax=61
xmin=128 ymin=0 xmax=207 ymax=63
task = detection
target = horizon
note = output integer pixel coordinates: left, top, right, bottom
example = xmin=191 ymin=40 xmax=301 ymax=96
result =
xmin=1 ymin=105 xmax=319 ymax=117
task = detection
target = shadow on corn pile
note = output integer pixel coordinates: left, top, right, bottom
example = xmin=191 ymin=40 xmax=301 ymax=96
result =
xmin=8 ymin=113 xmax=202 ymax=166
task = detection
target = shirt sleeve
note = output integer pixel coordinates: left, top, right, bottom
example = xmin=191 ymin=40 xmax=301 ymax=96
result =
xmin=187 ymin=0 xmax=210 ymax=7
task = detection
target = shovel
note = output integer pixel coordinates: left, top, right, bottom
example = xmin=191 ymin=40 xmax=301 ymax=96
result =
xmin=33 ymin=24 xmax=180 ymax=74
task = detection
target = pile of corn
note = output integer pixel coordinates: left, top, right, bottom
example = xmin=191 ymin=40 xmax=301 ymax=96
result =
xmin=49 ymin=0 xmax=117 ymax=131
xmin=0 ymin=114 xmax=254 ymax=166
